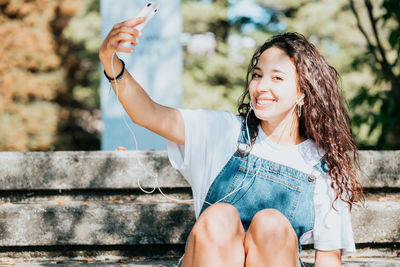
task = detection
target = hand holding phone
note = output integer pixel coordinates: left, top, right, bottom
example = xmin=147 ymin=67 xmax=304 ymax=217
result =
xmin=122 ymin=2 xmax=159 ymax=47
xmin=99 ymin=2 xmax=160 ymax=57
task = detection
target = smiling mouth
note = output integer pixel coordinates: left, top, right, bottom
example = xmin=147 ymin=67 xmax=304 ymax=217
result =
xmin=256 ymin=98 xmax=276 ymax=105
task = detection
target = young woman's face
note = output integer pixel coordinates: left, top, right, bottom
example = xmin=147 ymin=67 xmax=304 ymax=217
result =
xmin=249 ymin=47 xmax=302 ymax=123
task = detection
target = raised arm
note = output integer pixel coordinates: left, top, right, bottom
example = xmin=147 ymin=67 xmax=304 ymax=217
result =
xmin=99 ymin=17 xmax=185 ymax=146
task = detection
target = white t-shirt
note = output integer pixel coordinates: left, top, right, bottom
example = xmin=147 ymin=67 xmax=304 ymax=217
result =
xmin=167 ymin=109 xmax=356 ymax=255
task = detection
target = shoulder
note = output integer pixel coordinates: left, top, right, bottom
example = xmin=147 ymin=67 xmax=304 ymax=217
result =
xmin=178 ymin=108 xmax=242 ymax=144
xmin=179 ymin=108 xmax=238 ymax=125
xmin=314 ymin=173 xmax=352 ymax=221
xmin=299 ymin=139 xmax=326 ymax=166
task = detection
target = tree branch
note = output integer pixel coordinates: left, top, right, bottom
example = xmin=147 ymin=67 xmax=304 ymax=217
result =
xmin=364 ymin=0 xmax=400 ymax=104
xmin=364 ymin=0 xmax=391 ymax=75
xmin=350 ymin=0 xmax=400 ymax=106
xmin=349 ymin=0 xmax=381 ymax=64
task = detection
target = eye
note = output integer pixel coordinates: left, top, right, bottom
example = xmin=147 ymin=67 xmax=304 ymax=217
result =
xmin=273 ymin=76 xmax=283 ymax=81
xmin=252 ymin=73 xmax=261 ymax=79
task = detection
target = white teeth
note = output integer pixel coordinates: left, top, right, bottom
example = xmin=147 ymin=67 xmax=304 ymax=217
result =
xmin=257 ymin=99 xmax=274 ymax=104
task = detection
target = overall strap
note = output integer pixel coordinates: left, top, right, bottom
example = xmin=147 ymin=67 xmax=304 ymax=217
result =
xmin=236 ymin=121 xmax=252 ymax=155
xmin=310 ymin=157 xmax=329 ymax=182
xmin=313 ymin=157 xmax=329 ymax=174
xmin=238 ymin=121 xmax=250 ymax=144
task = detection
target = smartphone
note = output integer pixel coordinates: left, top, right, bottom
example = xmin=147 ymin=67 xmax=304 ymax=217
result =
xmin=135 ymin=2 xmax=160 ymax=31
xmin=123 ymin=2 xmax=159 ymax=47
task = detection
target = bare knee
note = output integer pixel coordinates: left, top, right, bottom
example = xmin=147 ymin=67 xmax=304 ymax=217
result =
xmin=192 ymin=203 xmax=244 ymax=247
xmin=245 ymin=209 xmax=297 ymax=249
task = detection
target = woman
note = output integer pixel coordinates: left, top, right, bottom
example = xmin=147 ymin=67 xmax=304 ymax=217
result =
xmin=99 ymin=17 xmax=363 ymax=267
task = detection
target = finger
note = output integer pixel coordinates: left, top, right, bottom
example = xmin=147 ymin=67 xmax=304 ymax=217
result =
xmin=115 ymin=44 xmax=134 ymax=53
xmin=109 ymin=29 xmax=139 ymax=40
xmin=110 ymin=24 xmax=137 ymax=36
xmin=109 ymin=32 xmax=138 ymax=44
xmin=117 ymin=26 xmax=141 ymax=37
xmin=122 ymin=17 xmax=146 ymax=28
xmin=112 ymin=17 xmax=146 ymax=30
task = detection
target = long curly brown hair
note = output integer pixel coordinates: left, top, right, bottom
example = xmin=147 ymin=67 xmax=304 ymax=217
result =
xmin=237 ymin=32 xmax=364 ymax=210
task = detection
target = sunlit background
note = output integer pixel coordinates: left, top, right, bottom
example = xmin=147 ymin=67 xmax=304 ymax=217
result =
xmin=0 ymin=0 xmax=399 ymax=151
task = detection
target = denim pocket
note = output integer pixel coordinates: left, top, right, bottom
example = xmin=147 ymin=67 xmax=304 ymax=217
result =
xmin=225 ymin=165 xmax=303 ymax=223
xmin=252 ymin=169 xmax=303 ymax=192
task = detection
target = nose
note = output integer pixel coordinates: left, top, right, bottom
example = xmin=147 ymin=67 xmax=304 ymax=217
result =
xmin=255 ymin=77 xmax=271 ymax=93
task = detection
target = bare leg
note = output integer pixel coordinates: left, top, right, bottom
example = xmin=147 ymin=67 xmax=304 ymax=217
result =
xmin=244 ymin=209 xmax=300 ymax=267
xmin=181 ymin=203 xmax=245 ymax=267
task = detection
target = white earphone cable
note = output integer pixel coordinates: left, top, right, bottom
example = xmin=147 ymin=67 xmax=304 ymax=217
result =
xmin=110 ymin=52 xmax=260 ymax=206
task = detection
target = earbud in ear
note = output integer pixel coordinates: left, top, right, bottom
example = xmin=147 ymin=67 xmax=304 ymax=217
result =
xmin=296 ymin=93 xmax=305 ymax=105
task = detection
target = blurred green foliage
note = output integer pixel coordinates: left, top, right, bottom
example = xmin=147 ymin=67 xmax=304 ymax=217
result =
xmin=182 ymin=0 xmax=399 ymax=149
xmin=55 ymin=0 xmax=102 ymax=150
xmin=0 ymin=0 xmax=103 ymax=151
xmin=347 ymin=0 xmax=400 ymax=149
xmin=1 ymin=0 xmax=398 ymax=150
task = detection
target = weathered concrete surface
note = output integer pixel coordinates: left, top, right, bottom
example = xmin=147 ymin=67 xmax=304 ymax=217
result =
xmin=352 ymin=200 xmax=400 ymax=243
xmin=0 ymin=258 xmax=398 ymax=267
xmin=302 ymin=247 xmax=400 ymax=266
xmin=0 ymin=258 xmax=179 ymax=266
xmin=0 ymin=151 xmax=399 ymax=190
xmin=0 ymin=247 xmax=397 ymax=263
xmin=0 ymin=200 xmax=398 ymax=245
xmin=0 ymin=151 xmax=187 ymax=190
xmin=0 ymin=151 xmax=398 ymax=266
xmin=0 ymin=247 xmax=400 ymax=266
xmin=302 ymin=247 xmax=400 ymax=258
xmin=0 ymin=203 xmax=195 ymax=246
xmin=358 ymin=151 xmax=400 ymax=188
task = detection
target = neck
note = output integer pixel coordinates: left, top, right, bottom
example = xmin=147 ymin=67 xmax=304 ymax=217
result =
xmin=261 ymin=112 xmax=305 ymax=146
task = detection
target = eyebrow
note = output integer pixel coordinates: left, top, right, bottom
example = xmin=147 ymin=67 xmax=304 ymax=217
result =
xmin=254 ymin=66 xmax=287 ymax=75
xmin=272 ymin=68 xmax=287 ymax=75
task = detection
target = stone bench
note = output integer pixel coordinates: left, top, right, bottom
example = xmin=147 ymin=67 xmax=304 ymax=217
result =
xmin=0 ymin=151 xmax=399 ymax=266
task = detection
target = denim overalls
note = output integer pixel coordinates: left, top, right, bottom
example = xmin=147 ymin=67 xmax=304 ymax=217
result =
xmin=178 ymin=122 xmax=328 ymax=267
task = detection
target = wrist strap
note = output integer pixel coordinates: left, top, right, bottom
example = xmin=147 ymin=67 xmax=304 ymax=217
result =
xmin=104 ymin=58 xmax=125 ymax=81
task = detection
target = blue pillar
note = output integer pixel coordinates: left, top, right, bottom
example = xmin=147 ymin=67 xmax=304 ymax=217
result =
xmin=100 ymin=0 xmax=183 ymax=150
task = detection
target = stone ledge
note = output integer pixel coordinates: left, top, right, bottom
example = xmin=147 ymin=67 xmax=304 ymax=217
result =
xmin=352 ymin=200 xmax=400 ymax=243
xmin=0 ymin=200 xmax=398 ymax=245
xmin=0 ymin=257 xmax=399 ymax=267
xmin=0 ymin=151 xmax=185 ymax=190
xmin=0 ymin=203 xmax=194 ymax=246
xmin=0 ymin=151 xmax=399 ymax=190
xmin=358 ymin=151 xmax=400 ymax=188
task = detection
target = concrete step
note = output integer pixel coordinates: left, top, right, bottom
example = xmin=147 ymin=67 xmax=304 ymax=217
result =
xmin=0 ymin=199 xmax=398 ymax=245
xmin=0 ymin=244 xmax=397 ymax=266
xmin=0 ymin=202 xmax=194 ymax=246
xmin=0 ymin=258 xmax=178 ymax=266
xmin=0 ymin=151 xmax=186 ymax=190
xmin=0 ymin=256 xmax=399 ymax=267
xmin=0 ymin=151 xmax=399 ymax=265
xmin=302 ymin=247 xmax=400 ymax=266
xmin=0 ymin=151 xmax=399 ymax=190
